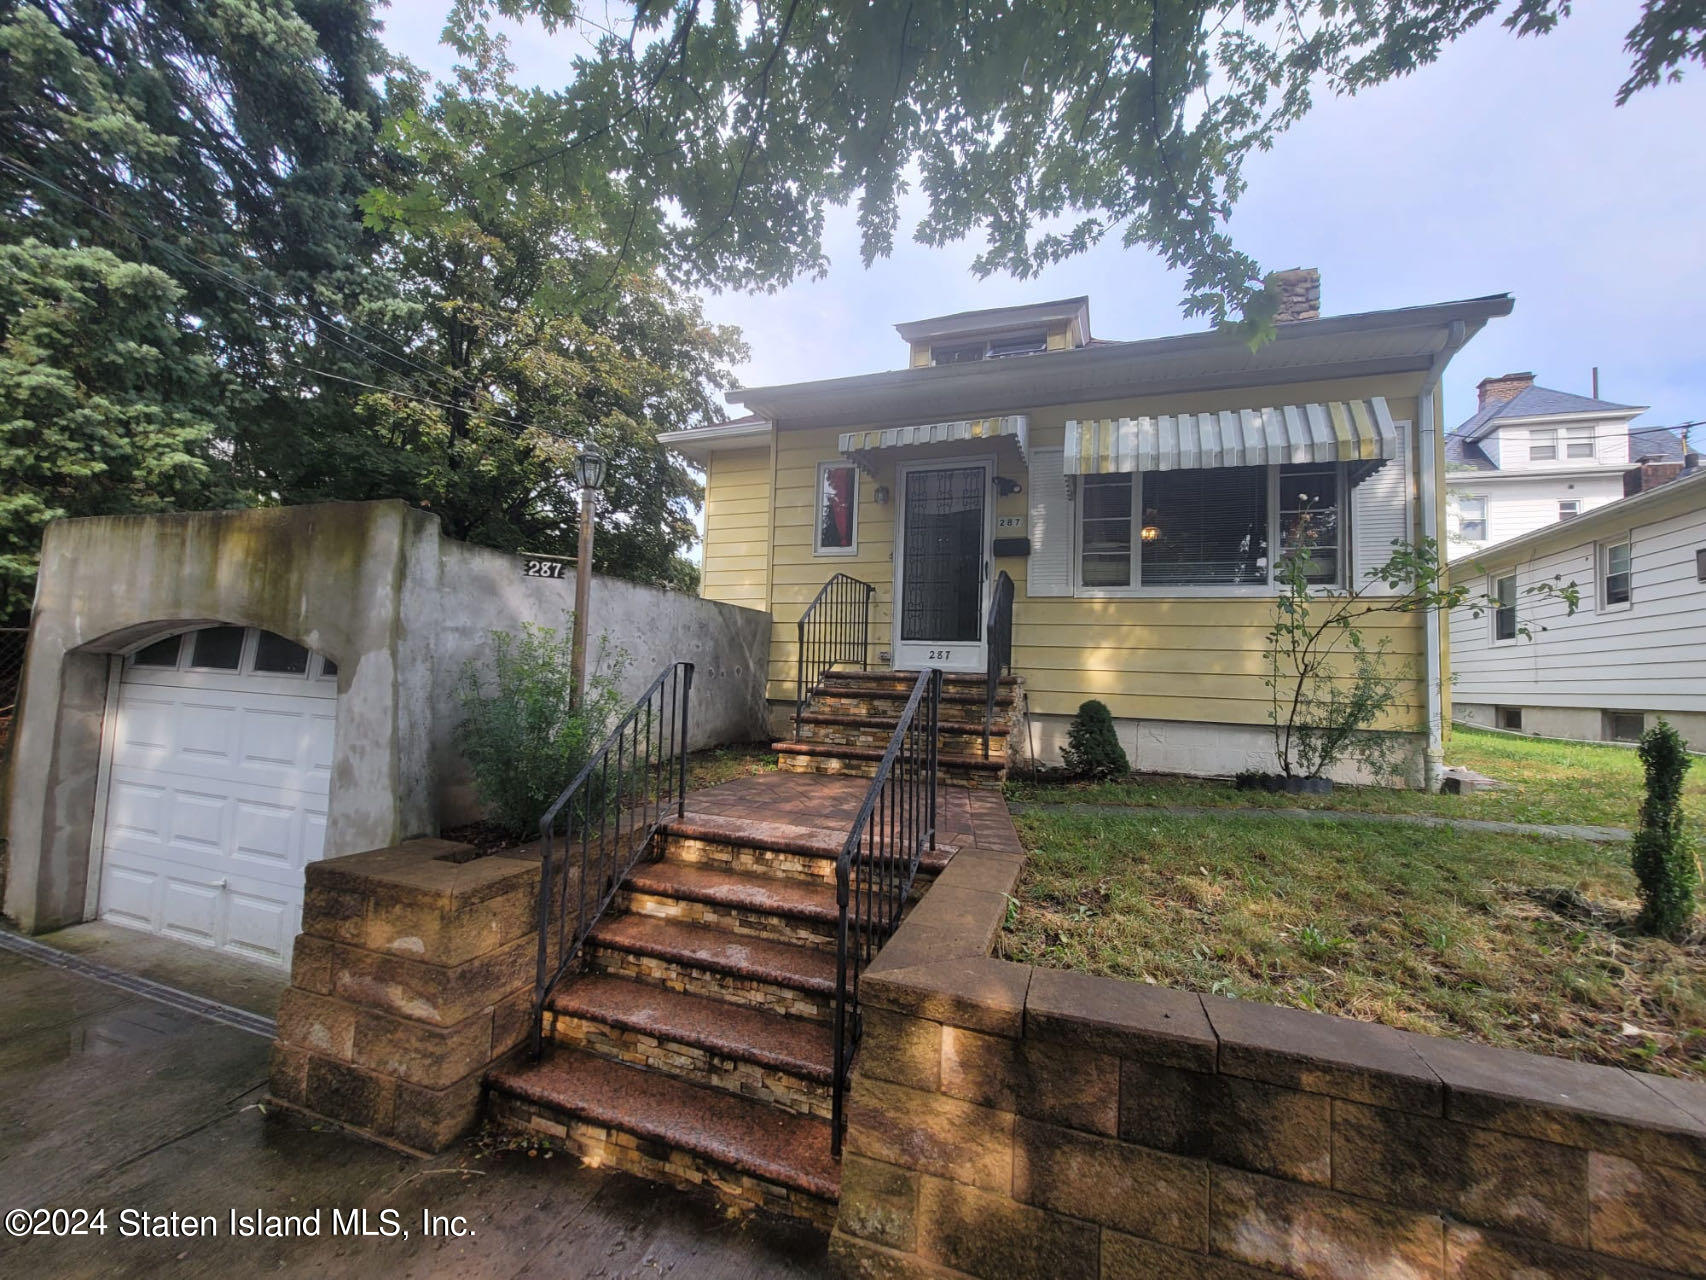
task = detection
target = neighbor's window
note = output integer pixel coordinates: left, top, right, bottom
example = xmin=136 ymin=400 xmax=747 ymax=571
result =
xmin=1602 ymin=537 xmax=1632 ymax=607
xmin=1697 ymin=547 xmax=1706 ymax=583
xmin=1457 ymin=495 xmax=1488 ymax=542
xmin=815 ymin=461 xmax=859 ymax=555
xmin=1558 ymin=499 xmax=1581 ymax=521
xmin=1565 ymin=425 xmax=1596 ymax=459
xmin=1529 ymin=428 xmax=1558 ymax=461
xmin=1493 ymin=573 xmax=1518 ymax=641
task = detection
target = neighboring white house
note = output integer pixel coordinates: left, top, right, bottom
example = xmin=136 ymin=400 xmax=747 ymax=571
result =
xmin=1448 ymin=466 xmax=1706 ymax=751
xmin=1444 ymin=371 xmax=1685 ymax=559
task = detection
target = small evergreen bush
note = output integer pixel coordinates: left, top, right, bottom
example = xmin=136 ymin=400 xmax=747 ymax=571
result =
xmin=1631 ymin=719 xmax=1696 ymax=939
xmin=455 ymin=619 xmax=628 ymax=837
xmin=1062 ymin=699 xmax=1129 ymax=779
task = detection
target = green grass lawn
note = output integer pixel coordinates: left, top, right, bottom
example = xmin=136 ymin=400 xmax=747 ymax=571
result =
xmin=1004 ymin=725 xmax=1706 ymax=832
xmin=1000 ymin=807 xmax=1706 ymax=1078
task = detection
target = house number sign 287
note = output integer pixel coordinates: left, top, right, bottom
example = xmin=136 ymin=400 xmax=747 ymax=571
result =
xmin=521 ymin=557 xmax=570 ymax=578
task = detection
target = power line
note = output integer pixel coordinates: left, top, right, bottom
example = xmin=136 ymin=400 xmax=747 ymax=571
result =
xmin=282 ymin=361 xmax=555 ymax=437
xmin=0 ymin=151 xmax=501 ymax=411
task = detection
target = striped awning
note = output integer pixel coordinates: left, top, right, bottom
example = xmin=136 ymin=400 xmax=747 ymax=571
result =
xmin=1064 ymin=398 xmax=1398 ymax=475
xmin=839 ymin=415 xmax=1028 ymax=470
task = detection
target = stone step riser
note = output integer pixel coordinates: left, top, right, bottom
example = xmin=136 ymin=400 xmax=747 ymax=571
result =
xmin=543 ymin=1011 xmax=832 ymax=1121
xmin=796 ymin=723 xmax=1009 ymax=756
xmin=488 ymin=1092 xmax=837 ymax=1230
xmin=777 ymin=753 xmax=1005 ymax=790
xmin=584 ymin=944 xmax=835 ymax=1024
xmin=612 ymin=887 xmax=837 ymax=950
xmin=806 ymin=693 xmax=1016 ymax=725
xmin=659 ymin=832 xmax=841 ymax=886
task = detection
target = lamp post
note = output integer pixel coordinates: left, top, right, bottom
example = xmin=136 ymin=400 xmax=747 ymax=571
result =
xmin=569 ymin=446 xmax=607 ymax=710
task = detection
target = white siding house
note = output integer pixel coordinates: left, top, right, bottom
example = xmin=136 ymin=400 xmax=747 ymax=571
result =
xmin=1449 ymin=467 xmax=1706 ymax=750
xmin=1444 ymin=372 xmax=1684 ymax=559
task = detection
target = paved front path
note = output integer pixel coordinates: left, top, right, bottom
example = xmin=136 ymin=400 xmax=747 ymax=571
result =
xmin=1007 ymin=800 xmax=1630 ymax=844
xmin=0 ymin=940 xmax=826 ymax=1278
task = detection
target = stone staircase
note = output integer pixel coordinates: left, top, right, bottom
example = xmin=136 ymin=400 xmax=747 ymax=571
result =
xmin=775 ymin=669 xmax=1022 ymax=788
xmin=484 ymin=808 xmax=951 ymax=1229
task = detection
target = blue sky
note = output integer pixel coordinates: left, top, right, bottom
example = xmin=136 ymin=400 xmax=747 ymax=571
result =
xmin=383 ymin=2 xmax=1706 ymax=442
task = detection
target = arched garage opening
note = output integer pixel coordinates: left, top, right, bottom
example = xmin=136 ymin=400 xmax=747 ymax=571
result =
xmin=92 ymin=625 xmax=340 ymax=966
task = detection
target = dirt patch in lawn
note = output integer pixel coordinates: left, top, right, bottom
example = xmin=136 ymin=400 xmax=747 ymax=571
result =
xmin=1000 ymin=807 xmax=1706 ymax=1080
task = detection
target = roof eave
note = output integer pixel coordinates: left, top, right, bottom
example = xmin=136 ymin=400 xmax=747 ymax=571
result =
xmin=732 ymin=294 xmax=1513 ymax=428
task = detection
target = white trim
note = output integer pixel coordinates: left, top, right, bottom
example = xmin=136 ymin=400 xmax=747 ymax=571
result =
xmin=1491 ymin=571 xmax=1520 ymax=646
xmin=891 ymin=456 xmax=994 ymax=673
xmin=1598 ymin=535 xmax=1634 ymax=613
xmin=81 ymin=655 xmax=125 ymax=922
xmin=812 ymin=459 xmax=860 ymax=557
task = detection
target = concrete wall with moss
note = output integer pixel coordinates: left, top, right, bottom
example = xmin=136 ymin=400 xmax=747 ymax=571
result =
xmin=2 ymin=500 xmax=770 ymax=933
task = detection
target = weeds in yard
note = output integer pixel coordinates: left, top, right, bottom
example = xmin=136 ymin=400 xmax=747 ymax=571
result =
xmin=1001 ymin=808 xmax=1706 ymax=1078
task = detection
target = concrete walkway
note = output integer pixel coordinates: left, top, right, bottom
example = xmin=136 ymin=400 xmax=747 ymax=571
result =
xmin=0 ymin=932 xmax=827 ymax=1278
xmin=1007 ymin=800 xmax=1631 ymax=844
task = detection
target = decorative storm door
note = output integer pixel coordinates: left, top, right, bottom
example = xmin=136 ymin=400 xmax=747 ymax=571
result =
xmin=893 ymin=461 xmax=992 ymax=672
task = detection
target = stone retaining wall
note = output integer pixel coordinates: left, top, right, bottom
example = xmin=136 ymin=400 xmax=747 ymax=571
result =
xmin=831 ymin=846 xmax=1706 ymax=1278
xmin=267 ymin=837 xmax=541 ymax=1152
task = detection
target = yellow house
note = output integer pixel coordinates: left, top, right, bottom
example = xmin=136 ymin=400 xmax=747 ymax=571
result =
xmin=662 ymin=280 xmax=1511 ymax=788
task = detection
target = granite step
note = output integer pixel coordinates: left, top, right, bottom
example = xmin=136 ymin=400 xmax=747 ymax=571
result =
xmin=617 ymin=861 xmax=839 ymax=948
xmin=585 ymin=915 xmax=839 ymax=1021
xmin=773 ymin=739 xmax=1006 ymax=774
xmin=487 ymin=1047 xmax=840 ymax=1222
xmin=659 ymin=813 xmax=953 ymax=883
xmin=798 ymin=710 xmax=1010 ymax=737
xmin=545 ymin=975 xmax=834 ymax=1116
xmin=820 ymin=669 xmax=1019 ymax=690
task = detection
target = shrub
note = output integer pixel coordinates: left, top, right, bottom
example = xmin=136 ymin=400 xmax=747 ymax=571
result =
xmin=1631 ymin=719 xmax=1696 ymax=939
xmin=1062 ymin=699 xmax=1129 ymax=779
xmin=455 ymin=619 xmax=628 ymax=837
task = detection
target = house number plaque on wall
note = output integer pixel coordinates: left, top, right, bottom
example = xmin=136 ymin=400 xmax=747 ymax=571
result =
xmin=520 ymin=555 xmax=571 ymax=579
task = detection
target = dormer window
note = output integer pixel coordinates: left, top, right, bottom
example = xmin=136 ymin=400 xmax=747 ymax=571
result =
xmin=930 ymin=330 xmax=1049 ymax=365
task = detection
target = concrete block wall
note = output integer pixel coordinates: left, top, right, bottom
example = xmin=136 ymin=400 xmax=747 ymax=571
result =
xmin=831 ymin=864 xmax=1706 ymax=1277
xmin=268 ymin=837 xmax=541 ymax=1152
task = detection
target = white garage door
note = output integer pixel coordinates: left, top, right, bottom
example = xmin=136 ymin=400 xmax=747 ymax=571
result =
xmin=97 ymin=626 xmax=338 ymax=966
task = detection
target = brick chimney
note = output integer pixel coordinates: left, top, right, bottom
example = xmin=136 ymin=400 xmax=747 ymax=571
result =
xmin=1271 ymin=268 xmax=1320 ymax=323
xmin=1476 ymin=371 xmax=1534 ymax=410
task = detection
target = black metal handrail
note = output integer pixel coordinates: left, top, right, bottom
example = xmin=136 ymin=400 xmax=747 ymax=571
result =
xmin=983 ymin=570 xmax=1014 ymax=759
xmin=796 ymin=573 xmax=875 ymax=732
xmin=530 ymin=661 xmax=694 ymax=1056
xmin=830 ymin=667 xmax=941 ymax=1156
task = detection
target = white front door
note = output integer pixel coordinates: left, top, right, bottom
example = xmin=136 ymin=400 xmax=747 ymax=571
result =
xmin=892 ymin=459 xmax=993 ymax=673
xmin=96 ymin=626 xmax=338 ymax=966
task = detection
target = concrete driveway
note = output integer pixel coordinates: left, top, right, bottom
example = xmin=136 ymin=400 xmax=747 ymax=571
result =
xmin=0 ymin=940 xmax=829 ymax=1278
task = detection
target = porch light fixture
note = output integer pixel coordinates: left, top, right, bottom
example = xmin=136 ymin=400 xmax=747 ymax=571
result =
xmin=874 ymin=484 xmax=890 ymax=505
xmin=1141 ymin=524 xmax=1161 ymax=543
xmin=569 ymin=446 xmax=607 ymax=709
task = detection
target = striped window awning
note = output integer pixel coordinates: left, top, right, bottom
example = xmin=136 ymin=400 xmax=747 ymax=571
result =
xmin=1064 ymin=398 xmax=1398 ymax=475
xmin=839 ymin=415 xmax=1028 ymax=472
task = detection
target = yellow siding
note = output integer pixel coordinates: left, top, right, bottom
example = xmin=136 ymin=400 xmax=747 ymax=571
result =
xmin=697 ymin=370 xmax=1434 ymax=732
xmin=700 ymin=444 xmax=773 ymax=611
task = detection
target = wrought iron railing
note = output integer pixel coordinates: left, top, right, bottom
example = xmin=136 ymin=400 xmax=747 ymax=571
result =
xmin=530 ymin=661 xmax=694 ymax=1056
xmin=830 ymin=667 xmax=941 ymax=1156
xmin=796 ymin=573 xmax=875 ymax=732
xmin=983 ymin=570 xmax=1014 ymax=759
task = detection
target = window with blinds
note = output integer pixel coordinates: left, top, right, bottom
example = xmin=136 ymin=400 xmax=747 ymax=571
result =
xmin=1076 ymin=463 xmax=1348 ymax=590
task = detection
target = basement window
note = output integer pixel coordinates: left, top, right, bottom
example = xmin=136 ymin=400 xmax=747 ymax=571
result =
xmin=1606 ymin=711 xmax=1646 ymax=743
xmin=1496 ymin=706 xmax=1523 ymax=732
